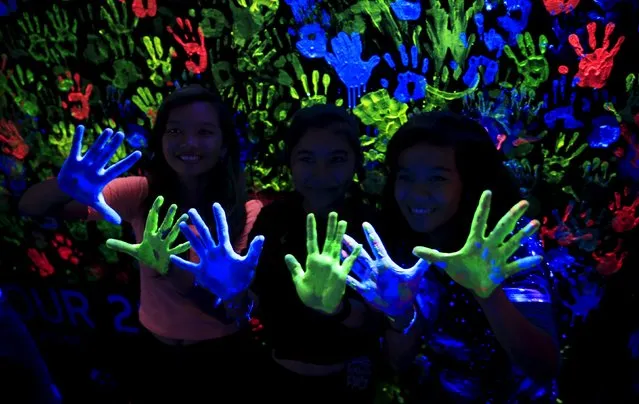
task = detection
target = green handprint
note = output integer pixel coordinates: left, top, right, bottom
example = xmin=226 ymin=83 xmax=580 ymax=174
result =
xmin=238 ymin=83 xmax=279 ymax=141
xmin=50 ymin=121 xmax=78 ymax=164
xmin=101 ymin=59 xmax=142 ymax=90
xmin=46 ymin=4 xmax=78 ymax=62
xmin=99 ymin=0 xmax=139 ymax=58
xmin=17 ymin=14 xmax=54 ymax=63
xmin=106 ymin=196 xmax=190 ymax=275
xmin=141 ymin=36 xmax=174 ymax=87
xmin=542 ymin=131 xmax=588 ymax=184
xmin=582 ymin=158 xmax=616 ymax=187
xmin=354 ymin=89 xmax=408 ymax=145
xmin=201 ymin=8 xmax=230 ymax=38
xmin=423 ymin=0 xmax=484 ymax=82
xmin=504 ymin=32 xmax=550 ymax=90
xmin=237 ymin=28 xmax=288 ymax=74
xmin=132 ymin=87 xmax=163 ymax=125
xmin=277 ymin=54 xmax=343 ymax=108
xmin=83 ymin=35 xmax=110 ymax=65
xmin=2 ymin=65 xmax=41 ymax=116
xmin=620 ymin=73 xmax=639 ymax=126
xmin=92 ymin=118 xmax=128 ymax=163
xmin=209 ymin=59 xmax=235 ymax=99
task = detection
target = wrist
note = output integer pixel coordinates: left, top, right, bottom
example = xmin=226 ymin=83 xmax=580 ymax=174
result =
xmin=387 ymin=304 xmax=418 ymax=334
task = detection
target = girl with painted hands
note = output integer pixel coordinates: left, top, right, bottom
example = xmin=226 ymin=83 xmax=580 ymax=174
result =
xmin=19 ymin=85 xmax=265 ymax=402
xmin=350 ymin=112 xmax=560 ymax=403
xmin=248 ymin=105 xmax=383 ymax=403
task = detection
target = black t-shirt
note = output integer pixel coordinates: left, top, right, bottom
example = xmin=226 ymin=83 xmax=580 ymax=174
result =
xmin=249 ymin=193 xmax=383 ymax=365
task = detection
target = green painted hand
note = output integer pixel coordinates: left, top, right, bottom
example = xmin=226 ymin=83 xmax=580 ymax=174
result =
xmin=285 ymin=212 xmax=362 ymax=315
xmin=412 ymin=191 xmax=542 ymax=298
xmin=106 ymin=195 xmax=190 ymax=274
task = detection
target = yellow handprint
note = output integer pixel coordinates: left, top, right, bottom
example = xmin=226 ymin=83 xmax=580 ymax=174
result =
xmin=542 ymin=131 xmax=588 ymax=185
xmin=237 ymin=82 xmax=282 ymax=142
xmin=132 ymin=87 xmax=163 ymax=126
xmin=141 ymin=36 xmax=174 ymax=87
xmin=354 ymin=88 xmax=408 ymax=145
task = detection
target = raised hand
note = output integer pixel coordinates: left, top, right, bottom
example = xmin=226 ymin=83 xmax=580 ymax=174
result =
xmin=342 ymin=222 xmax=430 ymax=317
xmin=413 ymin=191 xmax=543 ymax=298
xmin=170 ymin=203 xmax=265 ymax=301
xmin=285 ymin=212 xmax=362 ymax=315
xmin=57 ymin=125 xmax=142 ymax=224
xmin=106 ymin=195 xmax=190 ymax=274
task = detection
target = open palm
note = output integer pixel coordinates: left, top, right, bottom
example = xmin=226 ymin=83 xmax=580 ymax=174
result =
xmin=343 ymin=222 xmax=429 ymax=316
xmin=285 ymin=212 xmax=361 ymax=315
xmin=413 ymin=191 xmax=543 ymax=298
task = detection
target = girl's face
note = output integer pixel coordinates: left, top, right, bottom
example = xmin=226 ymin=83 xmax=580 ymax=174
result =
xmin=394 ymin=143 xmax=463 ymax=233
xmin=290 ymin=125 xmax=356 ymax=214
xmin=161 ymin=101 xmax=226 ymax=177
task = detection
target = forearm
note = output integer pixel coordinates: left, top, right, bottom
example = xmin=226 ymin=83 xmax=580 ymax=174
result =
xmin=477 ymin=288 xmax=559 ymax=380
xmin=18 ymin=178 xmax=72 ymax=216
xmin=384 ymin=310 xmax=424 ymax=372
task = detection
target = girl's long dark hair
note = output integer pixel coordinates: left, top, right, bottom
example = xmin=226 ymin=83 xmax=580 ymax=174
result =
xmin=143 ymin=85 xmax=246 ymax=243
xmin=381 ymin=111 xmax=523 ymax=252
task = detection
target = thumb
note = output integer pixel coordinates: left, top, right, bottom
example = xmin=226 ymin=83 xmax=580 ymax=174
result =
xmin=106 ymin=239 xmax=138 ymax=257
xmin=245 ymin=235 xmax=265 ymax=267
xmin=284 ymin=254 xmax=304 ymax=282
xmin=412 ymin=247 xmax=449 ymax=269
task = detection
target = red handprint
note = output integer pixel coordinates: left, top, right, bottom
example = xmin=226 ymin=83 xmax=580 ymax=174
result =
xmin=132 ymin=0 xmax=157 ymax=18
xmin=59 ymin=71 xmax=93 ymax=121
xmin=608 ymin=187 xmax=639 ymax=233
xmin=27 ymin=248 xmax=55 ymax=278
xmin=543 ymin=0 xmax=580 ymax=15
xmin=541 ymin=203 xmax=595 ymax=247
xmin=51 ymin=233 xmax=82 ymax=265
xmin=167 ymin=18 xmax=208 ymax=75
xmin=0 ymin=119 xmax=29 ymax=160
xmin=568 ymin=22 xmax=625 ymax=89
xmin=592 ymin=240 xmax=628 ymax=276
xmin=619 ymin=124 xmax=639 ymax=168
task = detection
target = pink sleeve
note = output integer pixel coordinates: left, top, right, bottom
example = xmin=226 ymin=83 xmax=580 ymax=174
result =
xmin=233 ymin=199 xmax=264 ymax=252
xmin=86 ymin=176 xmax=149 ymax=223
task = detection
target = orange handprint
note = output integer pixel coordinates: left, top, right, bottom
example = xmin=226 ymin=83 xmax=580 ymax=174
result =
xmin=0 ymin=120 xmax=29 ymax=160
xmin=542 ymin=0 xmax=579 ymax=15
xmin=132 ymin=0 xmax=157 ymax=18
xmin=568 ymin=22 xmax=625 ymax=89
xmin=59 ymin=71 xmax=93 ymax=120
xmin=167 ymin=18 xmax=208 ymax=75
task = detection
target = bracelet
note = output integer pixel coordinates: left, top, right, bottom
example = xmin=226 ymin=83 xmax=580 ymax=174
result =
xmin=387 ymin=304 xmax=418 ymax=335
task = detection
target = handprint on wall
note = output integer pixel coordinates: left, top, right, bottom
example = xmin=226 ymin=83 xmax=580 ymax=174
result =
xmin=568 ymin=22 xmax=625 ymax=89
xmin=381 ymin=44 xmax=429 ymax=104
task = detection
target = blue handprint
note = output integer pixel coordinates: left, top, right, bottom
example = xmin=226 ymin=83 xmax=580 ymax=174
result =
xmin=588 ymin=115 xmax=620 ymax=148
xmin=390 ymin=0 xmax=421 ymax=21
xmin=381 ymin=44 xmax=428 ymax=104
xmin=474 ymin=14 xmax=507 ymax=57
xmin=463 ymin=56 xmax=498 ymax=87
xmin=284 ymin=0 xmax=318 ymax=24
xmin=629 ymin=328 xmax=639 ymax=360
xmin=324 ymin=32 xmax=380 ymax=108
xmin=497 ymin=0 xmax=532 ymax=45
xmin=57 ymin=125 xmax=142 ymax=225
xmin=171 ymin=203 xmax=265 ymax=301
xmin=543 ymin=77 xmax=584 ymax=130
xmin=562 ymin=275 xmax=603 ymax=326
xmin=296 ymin=23 xmax=327 ymax=59
xmin=0 ymin=155 xmax=26 ymax=194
